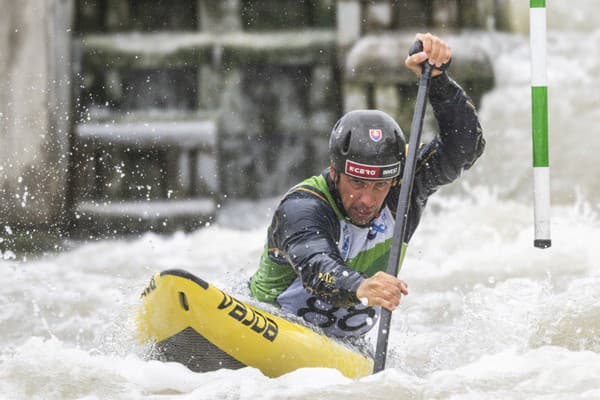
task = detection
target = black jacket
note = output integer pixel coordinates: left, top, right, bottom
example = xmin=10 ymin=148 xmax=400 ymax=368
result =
xmin=254 ymin=73 xmax=485 ymax=306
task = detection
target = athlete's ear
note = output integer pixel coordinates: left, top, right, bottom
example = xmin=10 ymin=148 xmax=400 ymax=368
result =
xmin=329 ymin=164 xmax=339 ymax=184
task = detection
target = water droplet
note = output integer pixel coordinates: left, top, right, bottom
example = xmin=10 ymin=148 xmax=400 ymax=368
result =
xmin=2 ymin=250 xmax=16 ymax=260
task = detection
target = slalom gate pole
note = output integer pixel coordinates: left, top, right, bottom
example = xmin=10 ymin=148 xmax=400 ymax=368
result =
xmin=373 ymin=41 xmax=433 ymax=373
xmin=530 ymin=0 xmax=551 ymax=249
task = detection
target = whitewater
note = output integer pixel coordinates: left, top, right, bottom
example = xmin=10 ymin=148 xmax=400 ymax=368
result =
xmin=1 ymin=4 xmax=599 ymax=400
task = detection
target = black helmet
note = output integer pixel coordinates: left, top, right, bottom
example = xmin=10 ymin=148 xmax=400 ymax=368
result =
xmin=329 ymin=110 xmax=405 ymax=180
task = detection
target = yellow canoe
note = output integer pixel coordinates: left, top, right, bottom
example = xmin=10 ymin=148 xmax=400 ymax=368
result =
xmin=137 ymin=269 xmax=373 ymax=378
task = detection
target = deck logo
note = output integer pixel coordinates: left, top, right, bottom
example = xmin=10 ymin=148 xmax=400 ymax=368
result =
xmin=218 ymin=291 xmax=279 ymax=342
xmin=141 ymin=277 xmax=156 ymax=297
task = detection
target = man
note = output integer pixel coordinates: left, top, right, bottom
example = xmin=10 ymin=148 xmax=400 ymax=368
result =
xmin=249 ymin=33 xmax=484 ymax=337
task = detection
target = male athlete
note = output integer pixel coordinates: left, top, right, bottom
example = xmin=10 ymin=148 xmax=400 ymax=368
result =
xmin=250 ymin=33 xmax=485 ymax=337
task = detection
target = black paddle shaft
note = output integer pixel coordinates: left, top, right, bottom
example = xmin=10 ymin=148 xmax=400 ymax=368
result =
xmin=373 ymin=41 xmax=434 ymax=373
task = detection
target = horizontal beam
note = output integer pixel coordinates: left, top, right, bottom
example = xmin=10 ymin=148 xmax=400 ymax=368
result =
xmin=76 ymin=198 xmax=216 ymax=219
xmin=79 ymin=29 xmax=336 ymax=68
xmin=75 ymin=119 xmax=217 ymax=149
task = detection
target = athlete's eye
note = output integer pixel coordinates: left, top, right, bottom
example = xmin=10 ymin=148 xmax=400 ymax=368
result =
xmin=350 ymin=179 xmax=367 ymax=189
xmin=374 ymin=181 xmax=391 ymax=191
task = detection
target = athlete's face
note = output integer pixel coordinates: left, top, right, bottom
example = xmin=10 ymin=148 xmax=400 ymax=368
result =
xmin=332 ymin=170 xmax=393 ymax=226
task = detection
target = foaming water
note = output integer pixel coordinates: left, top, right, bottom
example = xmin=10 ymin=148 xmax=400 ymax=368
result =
xmin=388 ymin=190 xmax=600 ymax=374
xmin=1 ymin=188 xmax=598 ymax=399
xmin=466 ymin=27 xmax=600 ymax=207
xmin=2 ymin=12 xmax=600 ymax=400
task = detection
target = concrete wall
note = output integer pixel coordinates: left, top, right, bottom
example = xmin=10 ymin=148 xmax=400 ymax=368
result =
xmin=0 ymin=0 xmax=513 ymax=244
xmin=495 ymin=0 xmax=530 ymax=34
xmin=0 ymin=0 xmax=72 ymax=234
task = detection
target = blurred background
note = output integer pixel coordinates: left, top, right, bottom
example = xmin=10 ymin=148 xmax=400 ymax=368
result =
xmin=0 ymin=0 xmax=512 ymax=253
xmin=3 ymin=2 xmax=600 ymax=399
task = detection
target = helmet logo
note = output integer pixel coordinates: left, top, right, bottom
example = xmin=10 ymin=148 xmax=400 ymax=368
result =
xmin=345 ymin=160 xmax=400 ymax=180
xmin=369 ymin=129 xmax=382 ymax=142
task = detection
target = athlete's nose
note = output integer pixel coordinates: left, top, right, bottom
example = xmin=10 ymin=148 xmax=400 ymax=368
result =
xmin=358 ymin=188 xmax=377 ymax=210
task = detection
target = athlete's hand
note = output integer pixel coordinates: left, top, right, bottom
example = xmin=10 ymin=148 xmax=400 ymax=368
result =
xmin=405 ymin=32 xmax=451 ymax=78
xmin=356 ymin=271 xmax=408 ymax=311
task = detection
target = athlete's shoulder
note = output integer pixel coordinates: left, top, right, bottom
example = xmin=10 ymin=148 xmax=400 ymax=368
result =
xmin=283 ymin=171 xmax=328 ymax=204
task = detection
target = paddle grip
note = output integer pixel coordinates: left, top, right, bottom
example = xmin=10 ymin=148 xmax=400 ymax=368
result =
xmin=408 ymin=40 xmax=451 ymax=72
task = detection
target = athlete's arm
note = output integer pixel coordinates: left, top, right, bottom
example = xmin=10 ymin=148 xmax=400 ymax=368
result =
xmin=387 ymin=72 xmax=484 ymax=243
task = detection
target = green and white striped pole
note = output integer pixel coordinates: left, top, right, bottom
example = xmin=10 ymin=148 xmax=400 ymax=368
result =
xmin=530 ymin=0 xmax=551 ymax=248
